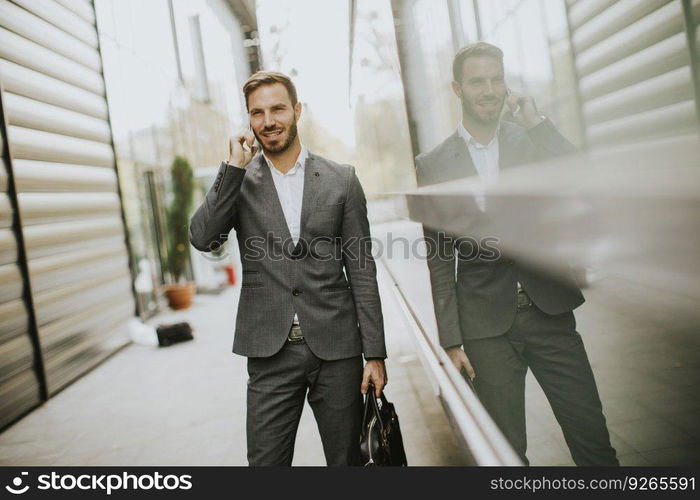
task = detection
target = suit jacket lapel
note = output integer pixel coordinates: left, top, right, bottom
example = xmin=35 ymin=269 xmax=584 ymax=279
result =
xmin=299 ymin=153 xmax=321 ymax=239
xmin=498 ymin=121 xmax=523 ymax=170
xmin=447 ymin=132 xmax=479 ymax=180
xmin=448 ymin=124 xmax=523 ymax=177
xmin=253 ymin=154 xmax=293 ymax=244
xmin=253 ymin=151 xmax=322 ymax=247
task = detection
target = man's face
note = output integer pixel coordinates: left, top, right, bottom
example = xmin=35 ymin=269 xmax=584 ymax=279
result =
xmin=453 ymin=56 xmax=506 ymax=125
xmin=247 ymin=82 xmax=301 ymax=154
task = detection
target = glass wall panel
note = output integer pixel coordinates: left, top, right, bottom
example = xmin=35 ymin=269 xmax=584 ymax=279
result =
xmin=96 ymin=0 xmax=252 ymax=313
xmin=384 ymin=0 xmax=700 ymax=466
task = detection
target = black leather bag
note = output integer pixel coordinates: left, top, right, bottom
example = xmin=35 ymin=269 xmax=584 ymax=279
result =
xmin=156 ymin=322 xmax=194 ymax=347
xmin=359 ymin=384 xmax=408 ymax=466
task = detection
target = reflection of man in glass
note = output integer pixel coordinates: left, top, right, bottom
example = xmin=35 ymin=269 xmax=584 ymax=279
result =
xmin=416 ymin=43 xmax=617 ymax=466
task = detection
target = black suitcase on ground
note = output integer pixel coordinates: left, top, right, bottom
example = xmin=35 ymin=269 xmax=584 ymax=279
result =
xmin=156 ymin=322 xmax=194 ymax=347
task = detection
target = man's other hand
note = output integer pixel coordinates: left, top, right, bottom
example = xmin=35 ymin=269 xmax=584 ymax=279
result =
xmin=447 ymin=347 xmax=475 ymax=380
xmin=361 ymin=360 xmax=387 ymax=397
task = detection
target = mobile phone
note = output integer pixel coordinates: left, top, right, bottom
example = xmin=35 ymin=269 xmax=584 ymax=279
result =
xmin=242 ymin=126 xmax=260 ymax=153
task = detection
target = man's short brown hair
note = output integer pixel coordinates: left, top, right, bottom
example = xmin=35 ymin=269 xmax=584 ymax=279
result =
xmin=242 ymin=71 xmax=298 ymax=110
xmin=452 ymin=42 xmax=504 ymax=82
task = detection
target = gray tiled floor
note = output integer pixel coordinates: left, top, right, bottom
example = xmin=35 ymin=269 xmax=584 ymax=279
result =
xmin=0 ymin=257 xmax=467 ymax=466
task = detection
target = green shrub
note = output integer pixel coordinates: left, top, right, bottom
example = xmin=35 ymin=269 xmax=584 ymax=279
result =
xmin=166 ymin=155 xmax=194 ymax=283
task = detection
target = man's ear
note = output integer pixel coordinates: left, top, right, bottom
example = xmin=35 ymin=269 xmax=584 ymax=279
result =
xmin=294 ymin=101 xmax=302 ymax=122
xmin=451 ymin=81 xmax=462 ymax=100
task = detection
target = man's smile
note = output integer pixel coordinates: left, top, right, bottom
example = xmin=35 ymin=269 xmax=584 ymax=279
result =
xmin=262 ymin=129 xmax=283 ymax=138
xmin=478 ymin=100 xmax=500 ymax=108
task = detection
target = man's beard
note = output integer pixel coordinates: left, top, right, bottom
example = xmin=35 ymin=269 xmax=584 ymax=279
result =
xmin=461 ymin=97 xmax=503 ymax=126
xmin=256 ymin=121 xmax=298 ymax=155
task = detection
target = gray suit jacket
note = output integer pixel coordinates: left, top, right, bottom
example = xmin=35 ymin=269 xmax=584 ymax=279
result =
xmin=189 ymin=152 xmax=386 ymax=361
xmin=415 ymin=119 xmax=585 ymax=348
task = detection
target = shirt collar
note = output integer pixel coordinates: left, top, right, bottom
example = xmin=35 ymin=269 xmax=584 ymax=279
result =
xmin=264 ymin=144 xmax=308 ymax=175
xmin=457 ymin=122 xmax=499 ymax=149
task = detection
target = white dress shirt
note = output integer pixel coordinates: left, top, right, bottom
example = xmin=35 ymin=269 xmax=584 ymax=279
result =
xmin=457 ymin=121 xmax=500 ymax=186
xmin=457 ymin=123 xmax=521 ymax=292
xmin=263 ymin=145 xmax=308 ymax=325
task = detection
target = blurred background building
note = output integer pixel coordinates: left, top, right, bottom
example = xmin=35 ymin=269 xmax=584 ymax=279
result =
xmin=0 ymin=0 xmax=698 ymax=465
xmin=0 ymin=0 xmax=258 ymax=429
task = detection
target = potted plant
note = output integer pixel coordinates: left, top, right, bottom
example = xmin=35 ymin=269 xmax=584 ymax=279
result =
xmin=163 ymin=155 xmax=196 ymax=309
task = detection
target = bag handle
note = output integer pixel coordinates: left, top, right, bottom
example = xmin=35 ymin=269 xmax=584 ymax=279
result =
xmin=362 ymin=384 xmax=373 ymax=426
xmin=366 ymin=382 xmax=386 ymax=437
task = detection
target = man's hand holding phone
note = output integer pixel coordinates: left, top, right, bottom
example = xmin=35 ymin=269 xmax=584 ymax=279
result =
xmin=505 ymin=88 xmax=545 ymax=130
xmin=227 ymin=129 xmax=259 ymax=168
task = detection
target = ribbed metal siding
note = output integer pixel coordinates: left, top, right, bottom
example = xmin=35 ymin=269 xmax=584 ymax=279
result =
xmin=0 ymin=116 xmax=41 ymax=429
xmin=0 ymin=0 xmax=134 ymax=401
xmin=0 ymin=95 xmax=41 ymax=427
xmin=568 ymin=0 xmax=700 ymax=146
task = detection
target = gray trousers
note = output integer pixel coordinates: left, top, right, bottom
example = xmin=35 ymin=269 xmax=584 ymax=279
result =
xmin=246 ymin=332 xmax=363 ymax=466
xmin=464 ymin=303 xmax=618 ymax=466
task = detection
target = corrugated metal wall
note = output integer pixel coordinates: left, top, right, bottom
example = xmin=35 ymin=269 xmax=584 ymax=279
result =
xmin=0 ymin=0 xmax=135 ymax=425
xmin=0 ymin=106 xmax=42 ymax=430
xmin=567 ymin=0 xmax=700 ymax=146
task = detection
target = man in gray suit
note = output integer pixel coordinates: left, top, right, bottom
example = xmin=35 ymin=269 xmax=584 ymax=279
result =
xmin=189 ymin=71 xmax=387 ymax=466
xmin=416 ymin=43 xmax=617 ymax=466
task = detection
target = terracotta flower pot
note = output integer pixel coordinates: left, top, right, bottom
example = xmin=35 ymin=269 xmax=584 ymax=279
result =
xmin=225 ymin=265 xmax=236 ymax=285
xmin=163 ymin=282 xmax=196 ymax=310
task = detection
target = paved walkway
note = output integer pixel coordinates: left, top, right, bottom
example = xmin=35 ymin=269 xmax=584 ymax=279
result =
xmin=0 ymin=254 xmax=467 ymax=466
xmin=2 ymin=219 xmax=697 ymax=466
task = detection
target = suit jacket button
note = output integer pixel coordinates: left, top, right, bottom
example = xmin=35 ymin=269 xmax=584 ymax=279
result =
xmin=292 ymin=288 xmax=301 ymax=296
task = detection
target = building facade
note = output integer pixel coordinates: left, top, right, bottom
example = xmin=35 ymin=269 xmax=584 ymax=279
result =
xmin=0 ymin=0 xmax=257 ymax=430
